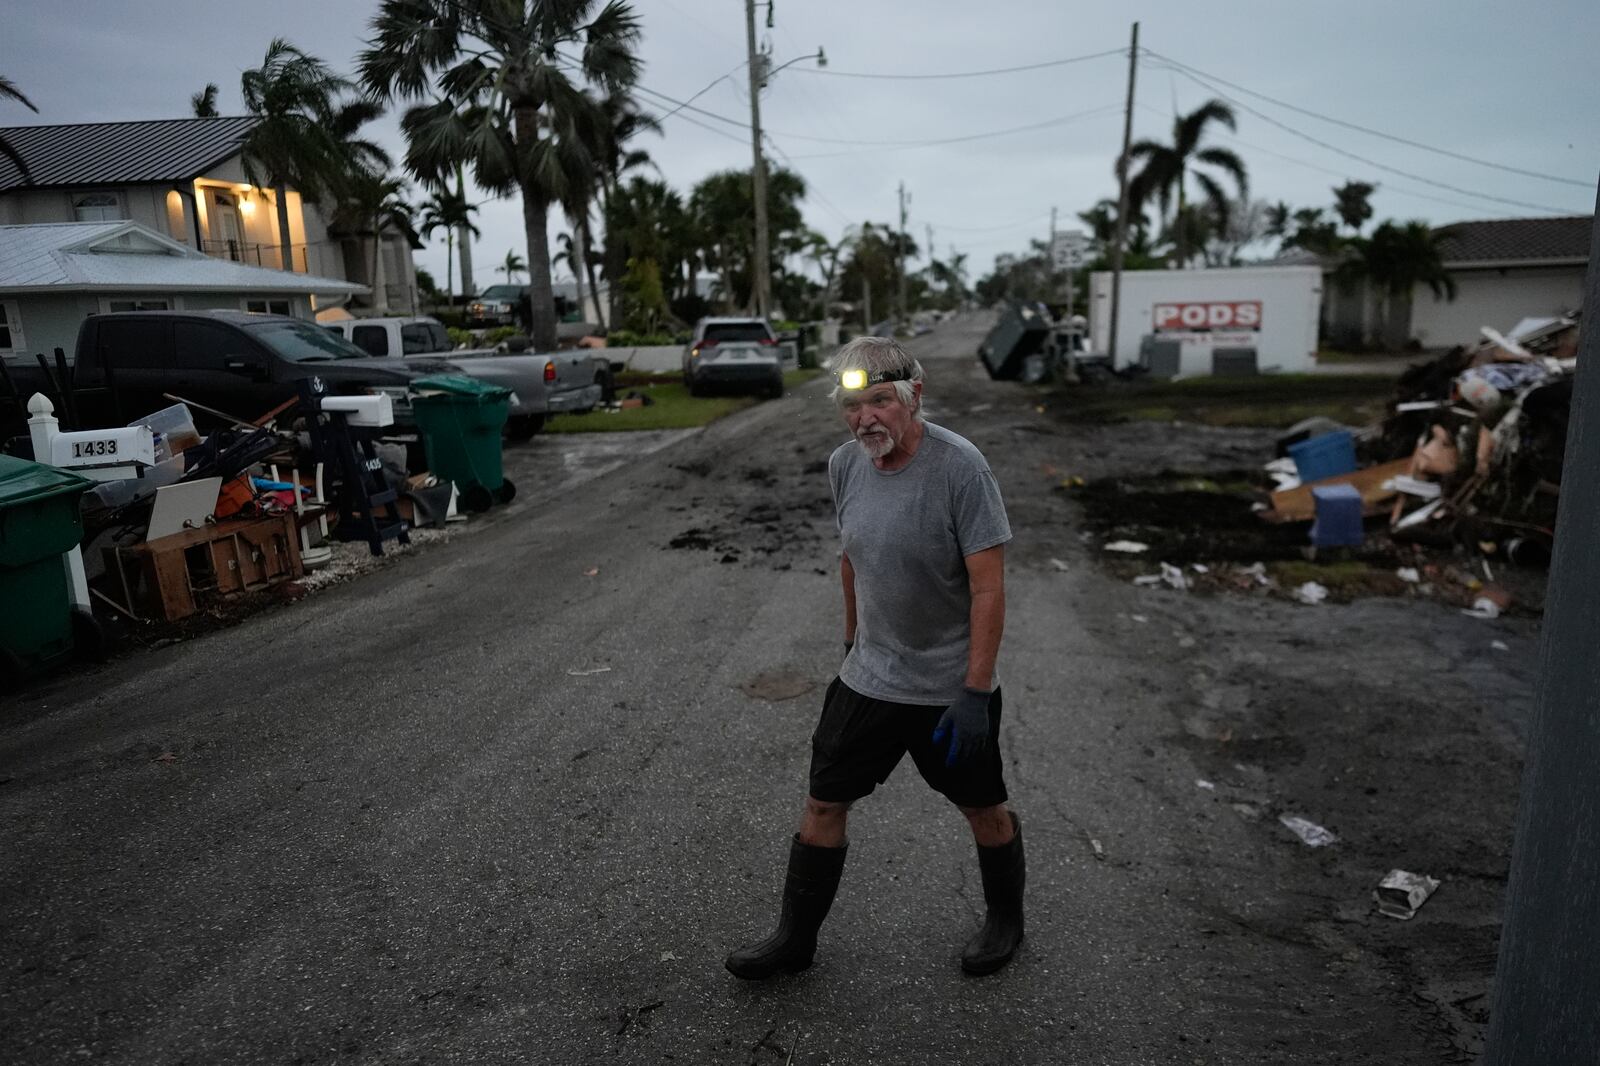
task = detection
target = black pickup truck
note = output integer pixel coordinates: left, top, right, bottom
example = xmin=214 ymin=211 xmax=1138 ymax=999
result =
xmin=1 ymin=310 xmax=450 ymax=439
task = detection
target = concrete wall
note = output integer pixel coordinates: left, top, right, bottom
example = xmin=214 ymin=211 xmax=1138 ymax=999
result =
xmin=1411 ymin=266 xmax=1586 ymax=350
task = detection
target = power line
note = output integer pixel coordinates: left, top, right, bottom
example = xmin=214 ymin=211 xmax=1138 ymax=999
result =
xmin=654 ymin=61 xmax=749 ymax=123
xmin=1144 ymin=58 xmax=1580 ymax=216
xmin=633 ymin=81 xmax=1122 ymax=151
xmin=790 ymin=48 xmax=1126 ymax=80
xmin=910 ymin=212 xmax=1053 ymax=234
xmin=775 ymin=104 xmax=1123 ymax=160
xmin=1144 ymin=49 xmax=1593 ymax=190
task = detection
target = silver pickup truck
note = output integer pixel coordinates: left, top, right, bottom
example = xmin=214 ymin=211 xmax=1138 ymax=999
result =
xmin=325 ymin=317 xmax=610 ymax=438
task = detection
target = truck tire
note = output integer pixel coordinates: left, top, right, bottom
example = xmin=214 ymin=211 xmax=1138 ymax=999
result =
xmin=506 ymin=414 xmax=545 ymax=441
xmin=597 ymin=369 xmax=617 ymax=404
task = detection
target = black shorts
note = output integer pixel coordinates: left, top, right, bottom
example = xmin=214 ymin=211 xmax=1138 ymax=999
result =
xmin=808 ymin=678 xmax=1009 ymax=808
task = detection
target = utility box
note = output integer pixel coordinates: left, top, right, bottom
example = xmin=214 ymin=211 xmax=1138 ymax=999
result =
xmin=1089 ymin=265 xmax=1322 ymax=375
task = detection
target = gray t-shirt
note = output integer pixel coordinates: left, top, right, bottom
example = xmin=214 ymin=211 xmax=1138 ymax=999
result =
xmin=829 ymin=421 xmax=1011 ymax=706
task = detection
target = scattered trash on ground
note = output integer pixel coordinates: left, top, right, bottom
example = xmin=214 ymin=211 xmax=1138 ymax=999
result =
xmin=1049 ymin=557 xmax=1070 ymax=572
xmin=1104 ymin=540 xmax=1150 ymax=554
xmin=1280 ymin=814 xmax=1339 ymax=847
xmin=1295 ymin=582 xmax=1329 ymax=606
xmin=567 ymin=666 xmax=613 ymax=677
xmin=1374 ymin=870 xmax=1441 ymax=920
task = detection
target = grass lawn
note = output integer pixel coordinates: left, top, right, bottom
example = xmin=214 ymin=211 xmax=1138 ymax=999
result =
xmin=546 ymin=368 xmax=823 ymax=433
xmin=1055 ymin=373 xmax=1397 ymax=429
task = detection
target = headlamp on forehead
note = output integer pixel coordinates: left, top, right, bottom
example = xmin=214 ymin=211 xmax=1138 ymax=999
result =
xmin=837 ymin=366 xmax=912 ymax=391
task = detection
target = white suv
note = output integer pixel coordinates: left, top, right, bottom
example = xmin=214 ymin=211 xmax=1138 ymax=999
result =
xmin=683 ymin=317 xmax=784 ymax=399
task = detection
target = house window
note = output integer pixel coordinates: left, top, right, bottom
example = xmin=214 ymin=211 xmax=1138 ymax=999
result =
xmin=107 ymin=299 xmax=170 ymax=312
xmin=244 ymin=299 xmax=293 ymax=316
xmin=0 ymin=301 xmax=22 ymax=352
xmin=73 ymin=192 xmax=124 ymax=222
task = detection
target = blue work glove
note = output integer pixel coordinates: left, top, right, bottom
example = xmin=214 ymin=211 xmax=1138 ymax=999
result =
xmin=932 ymin=687 xmax=992 ymax=767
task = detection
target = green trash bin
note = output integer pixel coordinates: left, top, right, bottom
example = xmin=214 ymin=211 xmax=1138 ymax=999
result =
xmin=409 ymin=375 xmax=516 ymax=513
xmin=0 ymin=454 xmax=94 ymax=680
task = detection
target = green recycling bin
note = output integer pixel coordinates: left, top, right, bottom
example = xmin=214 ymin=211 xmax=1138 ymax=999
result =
xmin=0 ymin=454 xmax=94 ymax=680
xmin=409 ymin=375 xmax=516 ymax=513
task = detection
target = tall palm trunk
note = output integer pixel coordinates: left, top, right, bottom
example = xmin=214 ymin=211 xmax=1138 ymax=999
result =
xmin=455 ymin=166 xmax=475 ymax=298
xmin=569 ymin=220 xmax=587 ymax=328
xmin=274 ymin=183 xmax=295 ymax=272
xmin=445 ymin=231 xmax=455 ymax=304
xmin=515 ymin=107 xmax=558 ymax=350
xmin=579 ymin=214 xmax=607 ymax=330
xmin=1175 ymin=175 xmax=1188 ymax=269
xmin=371 ymin=220 xmax=390 ymax=314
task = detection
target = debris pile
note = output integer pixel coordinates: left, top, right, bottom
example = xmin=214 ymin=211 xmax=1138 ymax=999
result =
xmin=1261 ymin=312 xmax=1580 ymax=566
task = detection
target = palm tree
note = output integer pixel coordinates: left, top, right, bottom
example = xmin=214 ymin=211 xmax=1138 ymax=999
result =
xmin=1264 ymin=201 xmax=1292 ymax=241
xmin=1124 ymin=99 xmax=1248 ymax=268
xmin=1333 ymin=181 xmax=1377 ymax=234
xmin=419 ymin=185 xmax=479 ymax=302
xmin=362 ymin=0 xmax=642 ymax=351
xmin=1337 ymin=220 xmax=1454 ymax=349
xmin=191 ymin=83 xmax=220 ymax=118
xmin=1 ymin=74 xmax=39 ymax=184
xmin=499 ymin=250 xmax=528 ymax=284
xmin=594 ymin=89 xmax=660 ymax=327
xmin=333 ymin=172 xmax=416 ymax=313
xmin=240 ymin=40 xmax=351 ymax=270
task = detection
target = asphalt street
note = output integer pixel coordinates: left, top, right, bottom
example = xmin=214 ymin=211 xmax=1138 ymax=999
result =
xmin=1 ymin=317 xmax=1522 ymax=1064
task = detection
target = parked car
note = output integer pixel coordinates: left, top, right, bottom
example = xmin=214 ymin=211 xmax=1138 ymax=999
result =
xmin=465 ymin=285 xmax=528 ymax=328
xmin=682 ymin=317 xmax=785 ymax=399
xmin=1 ymin=310 xmax=440 ymax=441
xmin=324 ymin=316 xmax=609 ymax=439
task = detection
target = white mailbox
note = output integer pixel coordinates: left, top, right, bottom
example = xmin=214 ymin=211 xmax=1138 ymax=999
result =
xmin=50 ymin=426 xmax=157 ymax=481
xmin=319 ymin=393 xmax=394 ymax=428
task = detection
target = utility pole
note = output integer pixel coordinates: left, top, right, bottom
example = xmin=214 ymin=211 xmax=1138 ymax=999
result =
xmin=897 ymin=181 xmax=910 ymax=330
xmin=745 ymin=0 xmax=771 ymax=319
xmin=1483 ymin=180 xmax=1600 ymax=1063
xmin=1049 ymin=205 xmax=1058 ymax=302
xmin=1107 ymin=21 xmax=1139 ymax=365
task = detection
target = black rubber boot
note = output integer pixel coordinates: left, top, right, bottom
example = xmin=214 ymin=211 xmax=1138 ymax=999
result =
xmin=961 ymin=813 xmax=1025 ymax=976
xmin=725 ymin=835 xmax=848 ymax=980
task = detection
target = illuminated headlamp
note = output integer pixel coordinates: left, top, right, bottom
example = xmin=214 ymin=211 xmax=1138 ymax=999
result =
xmin=837 ymin=366 xmax=912 ymax=391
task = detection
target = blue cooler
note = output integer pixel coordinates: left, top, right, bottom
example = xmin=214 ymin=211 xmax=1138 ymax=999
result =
xmin=1288 ymin=431 xmax=1357 ymax=483
xmin=1310 ymin=484 xmax=1364 ymax=547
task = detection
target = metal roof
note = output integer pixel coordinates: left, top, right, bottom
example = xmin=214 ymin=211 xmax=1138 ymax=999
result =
xmin=0 ymin=221 xmax=364 ymax=296
xmin=0 ymin=116 xmax=259 ymax=192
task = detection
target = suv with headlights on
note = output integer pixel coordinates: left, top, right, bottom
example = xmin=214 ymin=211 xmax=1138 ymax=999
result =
xmin=465 ymin=285 xmax=528 ymax=328
xmin=682 ymin=317 xmax=785 ymax=399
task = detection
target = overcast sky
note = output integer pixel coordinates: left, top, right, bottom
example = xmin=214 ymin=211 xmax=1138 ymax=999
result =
xmin=4 ymin=0 xmax=1597 ymax=290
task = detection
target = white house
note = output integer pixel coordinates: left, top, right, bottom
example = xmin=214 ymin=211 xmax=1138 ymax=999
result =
xmin=1410 ymin=216 xmax=1590 ymax=349
xmin=1287 ymin=215 xmax=1591 ymax=351
xmin=0 ymin=220 xmax=364 ymax=366
xmin=0 ymin=116 xmax=418 ymax=316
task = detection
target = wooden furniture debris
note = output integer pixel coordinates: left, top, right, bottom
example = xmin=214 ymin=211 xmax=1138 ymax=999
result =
xmin=105 ymin=511 xmax=303 ymax=622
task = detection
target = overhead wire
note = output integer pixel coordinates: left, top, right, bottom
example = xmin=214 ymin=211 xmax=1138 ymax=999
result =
xmin=1143 ymin=49 xmax=1593 ymax=190
xmin=789 ymin=48 xmax=1126 ymax=80
xmin=1142 ymin=56 xmax=1580 ymax=216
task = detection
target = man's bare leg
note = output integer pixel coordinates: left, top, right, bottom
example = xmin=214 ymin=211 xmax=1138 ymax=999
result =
xmin=800 ymin=796 xmax=851 ymax=847
xmin=961 ymin=802 xmax=1015 ymax=847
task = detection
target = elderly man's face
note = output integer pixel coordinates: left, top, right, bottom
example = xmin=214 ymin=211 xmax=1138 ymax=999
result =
xmin=841 ymin=381 xmax=920 ymax=460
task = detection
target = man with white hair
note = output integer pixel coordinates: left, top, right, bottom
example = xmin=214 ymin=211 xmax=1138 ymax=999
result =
xmin=726 ymin=335 xmax=1024 ymax=979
